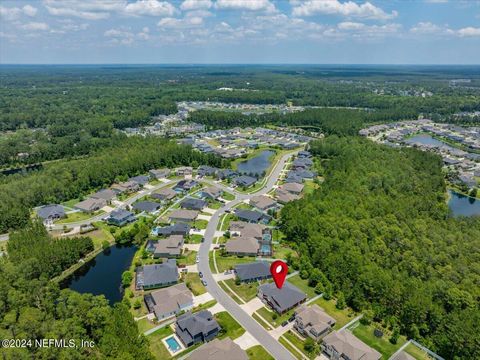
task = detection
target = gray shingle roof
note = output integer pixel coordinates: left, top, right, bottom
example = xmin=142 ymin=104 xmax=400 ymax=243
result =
xmin=37 ymin=204 xmax=65 ymax=220
xmin=235 ymin=262 xmax=271 ymax=282
xmin=136 ymin=259 xmax=178 ymax=288
xmin=258 ymin=281 xmax=306 ymax=313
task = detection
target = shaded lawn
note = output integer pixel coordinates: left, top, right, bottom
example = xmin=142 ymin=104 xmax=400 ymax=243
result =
xmin=215 ymin=255 xmax=256 ymax=273
xmin=136 ymin=318 xmax=156 ymax=333
xmin=256 ymin=306 xmax=295 ymax=328
xmin=223 ymin=278 xmax=258 ymax=302
xmin=351 ymin=323 xmax=407 ymax=359
xmin=311 ymin=297 xmax=356 ymax=330
xmin=184 ymin=273 xmax=206 ymax=296
xmin=215 ymin=311 xmax=245 ymax=340
xmin=246 ymin=345 xmax=274 ymax=360
xmin=287 ymin=274 xmax=317 ymax=298
xmin=404 ymin=342 xmax=432 ymax=360
xmin=283 ymin=330 xmax=317 ymax=359
xmin=147 ymin=327 xmax=173 ymax=360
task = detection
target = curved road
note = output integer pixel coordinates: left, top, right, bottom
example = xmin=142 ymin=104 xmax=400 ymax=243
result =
xmin=197 ymin=151 xmax=296 ymax=360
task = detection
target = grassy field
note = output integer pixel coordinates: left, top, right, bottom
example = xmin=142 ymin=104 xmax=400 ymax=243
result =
xmin=287 ymin=274 xmax=317 ymax=298
xmin=404 ymin=342 xmax=432 ymax=360
xmin=223 ymin=278 xmax=258 ymax=302
xmin=303 ymin=180 xmax=319 ymax=195
xmin=147 ymin=327 xmax=173 ymax=360
xmin=177 ymin=250 xmax=197 ymax=266
xmin=256 ymin=306 xmax=295 ymax=328
xmin=191 ymin=300 xmax=217 ymax=313
xmin=136 ymin=318 xmax=157 ymax=333
xmin=209 ymin=251 xmax=217 ymax=273
xmin=279 ymin=336 xmax=303 ymax=360
xmin=222 ymin=192 xmax=235 ymax=201
xmin=351 ymin=323 xmax=407 ymax=359
xmin=184 ymin=273 xmax=206 ymax=296
xmin=60 ymin=198 xmax=81 ymax=208
xmin=311 ymin=297 xmax=355 ymax=329
xmin=188 ymin=234 xmax=204 ymax=243
xmin=215 ymin=311 xmax=246 ymax=340
xmin=56 ymin=211 xmax=101 ymax=223
xmin=194 ymin=219 xmax=209 ymax=230
xmin=246 ymin=345 xmax=274 ymax=360
xmin=218 ymin=281 xmax=243 ymax=304
xmin=207 ymin=201 xmax=222 ymax=209
xmin=215 ymin=255 xmax=256 ymax=273
xmin=219 ymin=214 xmax=234 ymax=231
xmin=252 ymin=312 xmax=273 ymax=330
xmin=283 ymin=330 xmax=317 ymax=359
xmin=273 ymin=243 xmax=296 ymax=260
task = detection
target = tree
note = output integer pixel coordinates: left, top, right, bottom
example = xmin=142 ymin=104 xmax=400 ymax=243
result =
xmin=336 ymin=292 xmax=346 ymax=310
xmin=122 ymin=271 xmax=133 ymax=288
xmin=304 ymin=337 xmax=318 ymax=354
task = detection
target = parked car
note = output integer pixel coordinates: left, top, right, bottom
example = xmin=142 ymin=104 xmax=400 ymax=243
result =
xmin=288 ymin=315 xmax=295 ymax=322
xmin=201 ymin=237 xmax=205 ymax=243
xmin=281 ymin=321 xmax=288 ymax=327
xmin=201 ymin=280 xmax=207 ymax=286
xmin=225 ymin=209 xmax=231 ymax=213
xmin=199 ymin=272 xmax=203 ymax=278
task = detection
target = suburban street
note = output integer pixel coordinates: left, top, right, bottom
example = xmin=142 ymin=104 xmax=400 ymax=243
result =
xmin=197 ymin=151 xmax=297 ymax=360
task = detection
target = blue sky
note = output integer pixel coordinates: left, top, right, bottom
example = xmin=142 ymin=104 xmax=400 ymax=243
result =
xmin=0 ymin=0 xmax=479 ymax=64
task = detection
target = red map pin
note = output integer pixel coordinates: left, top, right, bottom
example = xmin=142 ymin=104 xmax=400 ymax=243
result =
xmin=270 ymin=260 xmax=288 ymax=289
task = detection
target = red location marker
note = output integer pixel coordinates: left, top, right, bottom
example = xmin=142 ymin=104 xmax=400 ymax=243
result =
xmin=270 ymin=260 xmax=288 ymax=289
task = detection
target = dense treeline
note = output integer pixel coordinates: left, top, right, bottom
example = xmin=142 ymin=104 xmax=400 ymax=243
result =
xmin=280 ymin=137 xmax=480 ymax=359
xmin=0 ymin=137 xmax=226 ymax=233
xmin=0 ymin=222 xmax=153 ymax=359
xmin=189 ymin=107 xmax=417 ymax=136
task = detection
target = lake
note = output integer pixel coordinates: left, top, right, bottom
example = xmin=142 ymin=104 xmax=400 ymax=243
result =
xmin=237 ymin=150 xmax=275 ymax=176
xmin=405 ymin=134 xmax=447 ymax=147
xmin=61 ymin=244 xmax=137 ymax=304
xmin=448 ymin=190 xmax=480 ymax=217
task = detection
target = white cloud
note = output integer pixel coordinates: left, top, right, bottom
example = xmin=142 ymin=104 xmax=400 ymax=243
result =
xmin=20 ymin=22 xmax=50 ymax=31
xmin=158 ymin=16 xmax=204 ymax=28
xmin=409 ymin=22 xmax=442 ymax=34
xmin=104 ymin=27 xmax=152 ymax=44
xmin=457 ymin=27 xmax=480 ymax=37
xmin=43 ymin=0 xmax=125 ymax=20
xmin=0 ymin=5 xmax=38 ymax=20
xmin=180 ymin=0 xmax=212 ymax=11
xmin=124 ymin=0 xmax=177 ymax=17
xmin=215 ymin=0 xmax=276 ymax=13
xmin=292 ymin=0 xmax=397 ymax=20
xmin=22 ymin=5 xmax=38 ymax=17
xmin=336 ymin=21 xmax=400 ymax=35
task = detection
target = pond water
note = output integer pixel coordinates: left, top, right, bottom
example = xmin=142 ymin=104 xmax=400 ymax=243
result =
xmin=448 ymin=190 xmax=480 ymax=217
xmin=405 ymin=134 xmax=448 ymax=147
xmin=61 ymin=244 xmax=137 ymax=304
xmin=237 ymin=150 xmax=275 ymax=176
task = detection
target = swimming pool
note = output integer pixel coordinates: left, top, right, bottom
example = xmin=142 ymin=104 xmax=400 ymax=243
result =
xmin=165 ymin=336 xmax=181 ymax=352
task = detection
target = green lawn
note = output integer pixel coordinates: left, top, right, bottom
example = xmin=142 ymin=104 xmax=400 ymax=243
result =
xmin=252 ymin=312 xmax=273 ymax=330
xmin=215 ymin=255 xmax=256 ymax=273
xmin=60 ymin=198 xmax=81 ymax=208
xmin=188 ymin=234 xmax=204 ymax=243
xmin=223 ymin=278 xmax=258 ymax=302
xmin=147 ymin=327 xmax=173 ymax=360
xmin=136 ymin=318 xmax=157 ymax=333
xmin=311 ymin=297 xmax=355 ymax=329
xmin=215 ymin=311 xmax=245 ymax=340
xmin=273 ymin=244 xmax=296 ymax=260
xmin=287 ymin=274 xmax=317 ymax=298
xmin=184 ymin=273 xmax=206 ymax=296
xmin=56 ymin=211 xmax=101 ymax=223
xmin=283 ymin=330 xmax=317 ymax=359
xmin=279 ymin=336 xmax=303 ymax=360
xmin=404 ymin=342 xmax=432 ymax=360
xmin=209 ymin=251 xmax=217 ymax=273
xmin=256 ymin=306 xmax=295 ymax=329
xmin=222 ymin=192 xmax=235 ymax=201
xmin=351 ymin=323 xmax=407 ymax=359
xmin=219 ymin=214 xmax=234 ymax=231
xmin=303 ymin=180 xmax=319 ymax=195
xmin=218 ymin=281 xmax=243 ymax=304
xmin=191 ymin=300 xmax=217 ymax=313
xmin=177 ymin=250 xmax=197 ymax=266
xmin=246 ymin=345 xmax=274 ymax=360
xmin=208 ymin=201 xmax=222 ymax=209
xmin=194 ymin=219 xmax=209 ymax=230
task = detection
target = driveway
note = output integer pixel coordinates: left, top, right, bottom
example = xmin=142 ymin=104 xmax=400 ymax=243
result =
xmin=234 ymin=331 xmax=260 ymax=350
xmin=192 ymin=292 xmax=214 ymax=307
xmin=240 ymin=298 xmax=264 ymax=315
xmin=197 ymin=214 xmax=212 ymax=221
xmin=269 ymin=321 xmax=294 ymax=340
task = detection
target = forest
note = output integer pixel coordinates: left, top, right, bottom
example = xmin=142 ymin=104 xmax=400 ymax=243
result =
xmin=0 ymin=137 xmax=227 ymax=233
xmin=0 ymin=221 xmax=153 ymax=359
xmin=280 ymin=136 xmax=480 ymax=359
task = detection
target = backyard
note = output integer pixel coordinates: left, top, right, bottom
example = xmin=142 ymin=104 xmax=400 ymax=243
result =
xmin=214 ymin=254 xmax=256 ymax=273
xmin=287 ymin=274 xmax=317 ymax=298
xmin=311 ymin=297 xmax=356 ymax=329
xmin=215 ymin=311 xmax=246 ymax=340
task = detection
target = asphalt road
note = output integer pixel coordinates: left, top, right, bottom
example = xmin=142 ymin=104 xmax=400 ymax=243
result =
xmin=197 ymin=151 xmax=297 ymax=360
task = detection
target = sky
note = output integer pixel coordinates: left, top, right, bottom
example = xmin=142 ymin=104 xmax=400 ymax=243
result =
xmin=0 ymin=0 xmax=479 ymax=64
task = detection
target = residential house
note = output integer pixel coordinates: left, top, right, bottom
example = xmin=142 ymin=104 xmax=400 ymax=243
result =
xmin=321 ymin=330 xmax=381 ymax=360
xmin=249 ymin=195 xmax=277 ymax=212
xmin=149 ymin=168 xmax=171 ymax=180
xmin=275 ymin=188 xmax=300 ymax=204
xmin=234 ymin=209 xmax=270 ymax=224
xmin=235 ymin=262 xmax=272 ymax=283
xmin=37 ymin=204 xmax=66 ymax=222
xmin=107 ymin=209 xmax=136 ymax=226
xmin=197 ymin=165 xmax=218 ymax=177
xmin=201 ymin=186 xmax=223 ymax=200
xmin=257 ymin=282 xmax=306 ymax=314
xmin=175 ymin=179 xmax=198 ymax=192
xmin=153 ymin=223 xmax=191 ymax=237
xmin=232 ymin=175 xmax=257 ymax=188
xmin=180 ymin=198 xmax=207 ymax=211
xmin=216 ymin=169 xmax=236 ymax=180
xmin=90 ymin=189 xmax=117 ymax=204
xmin=169 ymin=210 xmax=199 ymax=223
xmin=111 ymin=180 xmax=140 ymax=194
xmin=135 ymin=259 xmax=179 ymax=290
xmin=132 ymin=201 xmax=161 ymax=213
xmin=176 ymin=166 xmax=193 ymax=177
xmin=294 ymin=304 xmax=336 ymax=341
xmin=74 ymin=198 xmax=107 ymax=213
xmin=281 ymin=182 xmax=304 ymax=195
xmin=144 ymin=283 xmax=193 ymax=320
xmin=292 ymin=158 xmax=313 ymax=170
xmin=146 ymin=235 xmax=184 ymax=257
xmin=175 ymin=310 xmax=220 ymax=347
xmin=284 ymin=173 xmax=304 ymax=184
xmin=151 ymin=187 xmax=177 ymax=202
xmin=188 ymin=338 xmax=248 ymax=360
xmin=129 ymin=175 xmax=150 ymax=187
xmin=298 ymin=150 xmax=312 ymax=158
xmin=225 ymin=237 xmax=260 ymax=256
